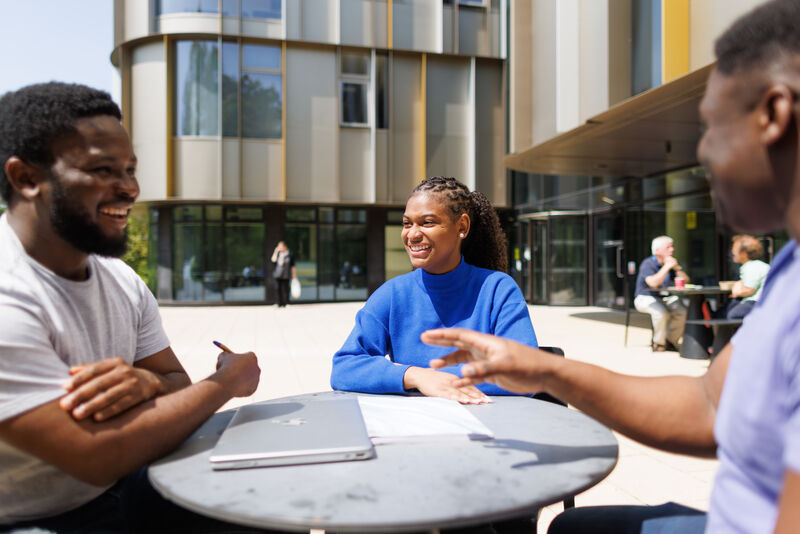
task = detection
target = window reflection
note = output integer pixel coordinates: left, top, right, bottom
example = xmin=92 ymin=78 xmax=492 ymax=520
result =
xmin=177 ymin=40 xmax=282 ymax=139
xmin=159 ymin=0 xmax=218 ymax=14
xmin=169 ymin=205 xmax=371 ymax=303
xmin=158 ymin=0 xmax=281 ymax=18
xmin=285 ymin=223 xmax=318 ymax=301
xmin=176 ymin=41 xmax=219 ymax=136
xmin=549 ymin=216 xmax=587 ymax=305
xmin=242 ymin=0 xmax=281 ymax=19
xmin=173 ymin=207 xmax=204 ymax=301
xmin=242 ymin=72 xmax=282 ymax=138
xmin=336 ymin=224 xmax=367 ymax=300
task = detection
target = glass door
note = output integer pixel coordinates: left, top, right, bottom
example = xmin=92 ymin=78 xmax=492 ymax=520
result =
xmin=594 ymin=211 xmax=625 ymax=309
xmin=530 ymin=220 xmax=548 ymax=304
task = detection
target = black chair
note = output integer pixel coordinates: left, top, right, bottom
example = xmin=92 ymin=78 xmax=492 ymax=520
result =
xmin=532 ymin=346 xmax=575 ymax=511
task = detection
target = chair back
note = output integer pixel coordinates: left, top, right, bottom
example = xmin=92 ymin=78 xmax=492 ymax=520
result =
xmin=532 ymin=346 xmax=566 ymax=407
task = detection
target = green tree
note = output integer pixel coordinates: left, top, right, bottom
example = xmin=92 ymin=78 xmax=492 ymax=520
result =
xmin=122 ymin=209 xmax=156 ymax=293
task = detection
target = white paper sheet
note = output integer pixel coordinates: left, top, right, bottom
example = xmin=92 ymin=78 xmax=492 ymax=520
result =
xmin=357 ymin=396 xmax=494 ymax=444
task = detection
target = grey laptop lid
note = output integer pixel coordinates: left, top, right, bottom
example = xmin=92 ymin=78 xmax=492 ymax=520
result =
xmin=209 ymin=398 xmax=375 ymax=470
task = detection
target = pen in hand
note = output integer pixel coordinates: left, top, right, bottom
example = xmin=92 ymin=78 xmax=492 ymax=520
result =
xmin=213 ymin=340 xmax=234 ymax=353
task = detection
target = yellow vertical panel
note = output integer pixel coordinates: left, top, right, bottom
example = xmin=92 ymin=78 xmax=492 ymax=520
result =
xmin=420 ymin=53 xmax=426 ymax=182
xmin=164 ymin=35 xmax=174 ymax=198
xmin=281 ymin=41 xmax=287 ymax=200
xmin=662 ymin=0 xmax=689 ymax=83
xmin=387 ymin=0 xmax=393 ymax=49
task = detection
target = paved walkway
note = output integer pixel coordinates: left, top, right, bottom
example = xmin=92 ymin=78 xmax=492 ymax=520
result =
xmin=160 ymin=303 xmax=717 ymax=532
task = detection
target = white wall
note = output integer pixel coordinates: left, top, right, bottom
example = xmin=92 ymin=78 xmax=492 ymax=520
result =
xmin=174 ymin=139 xmax=220 ymax=198
xmin=426 ymin=56 xmax=471 ymax=185
xmin=390 ymin=53 xmax=423 ymax=202
xmin=131 ymin=42 xmax=167 ymax=201
xmin=690 ymin=0 xmax=769 ymax=69
xmin=242 ymin=140 xmax=283 ymax=199
xmin=286 ymin=47 xmax=339 ymax=201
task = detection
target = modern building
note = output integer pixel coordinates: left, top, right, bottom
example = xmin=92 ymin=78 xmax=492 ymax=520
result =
xmin=504 ymin=0 xmax=786 ymax=308
xmin=114 ymin=0 xmax=784 ymax=310
xmin=112 ymin=0 xmax=509 ymax=304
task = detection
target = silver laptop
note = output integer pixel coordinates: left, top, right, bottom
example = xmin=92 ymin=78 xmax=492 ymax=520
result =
xmin=209 ymin=398 xmax=375 ymax=470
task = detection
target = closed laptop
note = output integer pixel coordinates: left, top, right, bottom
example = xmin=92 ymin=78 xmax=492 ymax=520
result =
xmin=209 ymin=398 xmax=375 ymax=470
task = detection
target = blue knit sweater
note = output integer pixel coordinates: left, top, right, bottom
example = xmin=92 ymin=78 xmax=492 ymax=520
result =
xmin=330 ymin=258 xmax=538 ymax=395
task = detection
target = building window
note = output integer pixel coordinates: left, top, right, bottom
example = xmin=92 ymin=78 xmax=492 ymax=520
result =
xmin=242 ymin=44 xmax=282 ymax=138
xmin=222 ymin=42 xmax=239 ymax=137
xmin=158 ymin=0 xmax=281 ymax=19
xmin=176 ymin=40 xmax=282 ymax=139
xmin=158 ymin=0 xmax=218 ymax=15
xmin=176 ymin=40 xmax=219 ymax=136
xmin=242 ymin=0 xmax=281 ymax=19
xmin=631 ymin=0 xmax=662 ymax=95
xmin=340 ymin=52 xmax=370 ymax=127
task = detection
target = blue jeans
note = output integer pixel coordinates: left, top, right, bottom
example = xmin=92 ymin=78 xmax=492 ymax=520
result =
xmin=1 ymin=468 xmax=274 ymax=534
xmin=726 ymin=299 xmax=755 ymax=319
xmin=547 ymin=502 xmax=706 ymax=534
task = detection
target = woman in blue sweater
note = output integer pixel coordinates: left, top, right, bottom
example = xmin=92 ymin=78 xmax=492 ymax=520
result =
xmin=330 ymin=176 xmax=538 ymax=403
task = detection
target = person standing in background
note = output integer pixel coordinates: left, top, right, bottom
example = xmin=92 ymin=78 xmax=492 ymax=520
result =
xmin=271 ymin=240 xmax=296 ymax=307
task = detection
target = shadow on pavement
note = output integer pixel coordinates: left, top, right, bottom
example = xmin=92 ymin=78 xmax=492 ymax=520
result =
xmin=569 ymin=310 xmax=652 ymax=329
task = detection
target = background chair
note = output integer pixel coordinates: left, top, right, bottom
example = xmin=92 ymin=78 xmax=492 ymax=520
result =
xmin=533 ymin=346 xmax=575 ymax=511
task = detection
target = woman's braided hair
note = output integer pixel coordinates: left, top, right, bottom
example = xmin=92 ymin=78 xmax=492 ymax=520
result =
xmin=410 ymin=176 xmax=508 ymax=272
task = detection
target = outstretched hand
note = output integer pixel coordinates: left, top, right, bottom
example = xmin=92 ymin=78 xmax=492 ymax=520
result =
xmin=423 ymin=328 xmax=557 ymax=394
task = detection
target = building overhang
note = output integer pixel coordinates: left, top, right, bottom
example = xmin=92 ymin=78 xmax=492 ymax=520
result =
xmin=504 ymin=64 xmax=713 ymax=178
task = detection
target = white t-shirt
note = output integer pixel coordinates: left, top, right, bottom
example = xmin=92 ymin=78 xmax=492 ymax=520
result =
xmin=0 ymin=214 xmax=170 ymax=524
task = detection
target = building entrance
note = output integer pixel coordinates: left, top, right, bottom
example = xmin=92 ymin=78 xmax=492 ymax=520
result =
xmin=594 ymin=211 xmax=626 ymax=309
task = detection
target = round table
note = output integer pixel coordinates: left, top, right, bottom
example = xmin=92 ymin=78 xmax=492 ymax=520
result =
xmin=149 ymin=391 xmax=618 ymax=533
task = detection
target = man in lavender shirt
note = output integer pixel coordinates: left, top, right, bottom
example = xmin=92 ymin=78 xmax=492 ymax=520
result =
xmin=420 ymin=1 xmax=800 ymax=532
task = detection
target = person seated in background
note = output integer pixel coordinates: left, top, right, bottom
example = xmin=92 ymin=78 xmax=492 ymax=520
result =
xmin=633 ymin=235 xmax=690 ymax=352
xmin=330 ymin=176 xmax=538 ymax=404
xmin=726 ymin=234 xmax=770 ymax=319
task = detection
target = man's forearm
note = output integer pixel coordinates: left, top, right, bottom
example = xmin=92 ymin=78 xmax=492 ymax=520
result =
xmin=0 ymin=357 xmax=258 ymax=487
xmin=542 ymin=357 xmax=718 ymax=456
xmin=151 ymin=369 xmax=192 ymax=395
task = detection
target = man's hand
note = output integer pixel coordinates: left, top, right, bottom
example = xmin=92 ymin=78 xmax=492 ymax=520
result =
xmin=60 ymin=358 xmax=166 ymax=422
xmin=215 ymin=351 xmax=261 ymax=397
xmin=402 ymin=366 xmax=490 ymax=404
xmin=664 ymin=256 xmax=679 ymax=271
xmin=423 ymin=328 xmax=558 ymax=394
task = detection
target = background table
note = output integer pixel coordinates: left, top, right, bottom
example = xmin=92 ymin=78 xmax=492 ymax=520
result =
xmin=149 ymin=391 xmax=618 ymax=533
xmin=660 ymin=287 xmax=730 ymax=359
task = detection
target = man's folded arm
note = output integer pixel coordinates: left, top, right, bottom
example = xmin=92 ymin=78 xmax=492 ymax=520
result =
xmin=0 ymin=351 xmax=259 ymax=487
xmin=135 ymin=347 xmax=193 ymax=393
xmin=59 ymin=348 xmax=193 ymax=422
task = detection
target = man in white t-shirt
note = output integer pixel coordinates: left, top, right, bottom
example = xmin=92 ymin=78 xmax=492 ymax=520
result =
xmin=0 ymin=83 xmax=261 ymax=532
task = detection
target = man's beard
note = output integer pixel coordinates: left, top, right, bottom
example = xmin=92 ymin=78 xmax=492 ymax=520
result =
xmin=49 ymin=180 xmax=129 ymax=258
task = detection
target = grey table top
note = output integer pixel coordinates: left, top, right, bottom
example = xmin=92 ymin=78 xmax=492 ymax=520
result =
xmin=149 ymin=391 xmax=618 ymax=533
xmin=660 ymin=286 xmax=731 ymax=296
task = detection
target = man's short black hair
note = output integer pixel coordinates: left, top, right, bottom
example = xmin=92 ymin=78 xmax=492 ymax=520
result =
xmin=715 ymin=0 xmax=800 ymax=75
xmin=0 ymin=82 xmax=122 ymax=203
